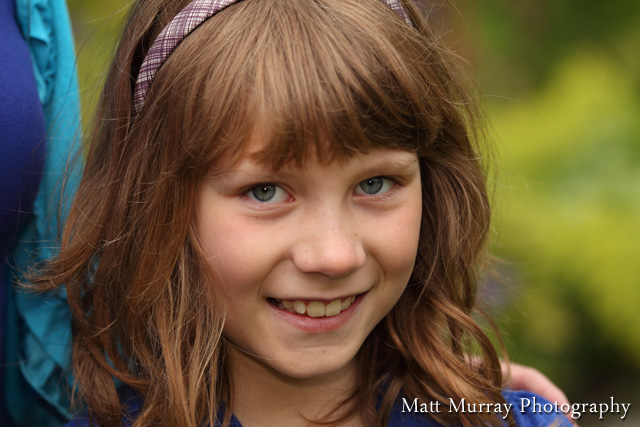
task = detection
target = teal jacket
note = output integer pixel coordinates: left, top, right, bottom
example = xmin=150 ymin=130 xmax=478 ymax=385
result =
xmin=5 ymin=0 xmax=81 ymax=425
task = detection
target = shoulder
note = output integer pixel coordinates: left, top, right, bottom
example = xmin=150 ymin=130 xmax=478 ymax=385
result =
xmin=63 ymin=392 xmax=141 ymax=427
xmin=63 ymin=397 xmax=243 ymax=427
xmin=64 ymin=413 xmax=136 ymax=427
xmin=503 ymin=389 xmax=573 ymax=427
xmin=64 ymin=419 xmax=90 ymax=427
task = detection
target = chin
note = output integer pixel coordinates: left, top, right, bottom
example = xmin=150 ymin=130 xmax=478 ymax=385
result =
xmin=261 ymin=345 xmax=361 ymax=382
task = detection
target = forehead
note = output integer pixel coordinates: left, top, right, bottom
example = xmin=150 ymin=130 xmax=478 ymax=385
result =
xmin=146 ymin=0 xmax=452 ymax=186
xmin=210 ymin=122 xmax=419 ymax=175
xmin=175 ymin=3 xmax=436 ymax=170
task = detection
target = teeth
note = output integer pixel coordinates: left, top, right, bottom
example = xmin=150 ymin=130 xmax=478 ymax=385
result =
xmin=325 ymin=299 xmax=341 ymax=316
xmin=293 ymin=300 xmax=306 ymax=314
xmin=276 ymin=296 xmax=357 ymax=317
xmin=307 ymin=301 xmax=325 ymax=317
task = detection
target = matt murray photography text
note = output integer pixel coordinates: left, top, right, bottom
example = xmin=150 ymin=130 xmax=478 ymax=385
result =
xmin=401 ymin=396 xmax=631 ymax=421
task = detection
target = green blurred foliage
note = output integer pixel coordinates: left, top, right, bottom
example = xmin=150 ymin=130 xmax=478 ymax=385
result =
xmin=454 ymin=0 xmax=640 ymax=96
xmin=463 ymin=1 xmax=640 ymax=419
xmin=489 ymin=51 xmax=640 ymax=395
xmin=68 ymin=0 xmax=129 ymax=127
xmin=448 ymin=2 xmax=640 ymax=419
xmin=68 ymin=0 xmax=640 ymax=421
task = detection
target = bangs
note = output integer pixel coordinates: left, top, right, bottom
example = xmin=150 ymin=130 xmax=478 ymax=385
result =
xmin=147 ymin=0 xmax=447 ymax=171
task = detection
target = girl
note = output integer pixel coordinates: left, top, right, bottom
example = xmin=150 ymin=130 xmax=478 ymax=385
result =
xmin=39 ymin=0 xmax=572 ymax=426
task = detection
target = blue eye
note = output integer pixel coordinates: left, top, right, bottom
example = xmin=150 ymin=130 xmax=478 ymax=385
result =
xmin=355 ymin=177 xmax=394 ymax=195
xmin=246 ymin=184 xmax=289 ymax=203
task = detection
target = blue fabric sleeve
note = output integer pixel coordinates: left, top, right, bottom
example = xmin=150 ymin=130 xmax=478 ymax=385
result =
xmin=504 ymin=389 xmax=573 ymax=427
xmin=4 ymin=0 xmax=82 ymax=425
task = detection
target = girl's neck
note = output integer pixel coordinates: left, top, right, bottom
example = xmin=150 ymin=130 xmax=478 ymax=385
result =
xmin=227 ymin=346 xmax=366 ymax=426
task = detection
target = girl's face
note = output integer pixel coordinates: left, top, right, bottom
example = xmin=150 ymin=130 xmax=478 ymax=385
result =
xmin=195 ymin=142 xmax=422 ymax=381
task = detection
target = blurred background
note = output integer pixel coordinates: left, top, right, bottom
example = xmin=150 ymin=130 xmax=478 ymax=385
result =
xmin=66 ymin=0 xmax=640 ymax=425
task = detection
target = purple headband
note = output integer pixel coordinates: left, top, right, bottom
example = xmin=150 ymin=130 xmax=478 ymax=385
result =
xmin=133 ymin=0 xmax=413 ymax=114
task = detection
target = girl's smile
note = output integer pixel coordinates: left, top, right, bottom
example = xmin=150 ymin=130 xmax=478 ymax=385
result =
xmin=195 ymin=145 xmax=422 ymax=382
xmin=267 ymin=293 xmax=365 ymax=334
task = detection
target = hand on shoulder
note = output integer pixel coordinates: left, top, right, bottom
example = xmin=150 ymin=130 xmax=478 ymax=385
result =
xmin=503 ymin=362 xmax=578 ymax=426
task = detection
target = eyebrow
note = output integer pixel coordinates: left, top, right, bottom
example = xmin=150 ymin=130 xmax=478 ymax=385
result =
xmin=212 ymin=151 xmax=419 ymax=183
xmin=264 ymin=152 xmax=419 ymax=173
xmin=366 ymin=156 xmax=418 ymax=172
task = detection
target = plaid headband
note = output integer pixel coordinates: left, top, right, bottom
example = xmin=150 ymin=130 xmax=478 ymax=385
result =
xmin=133 ymin=0 xmax=413 ymax=114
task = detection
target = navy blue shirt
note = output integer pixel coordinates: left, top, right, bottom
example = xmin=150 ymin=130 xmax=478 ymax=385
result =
xmin=65 ymin=389 xmax=572 ymax=426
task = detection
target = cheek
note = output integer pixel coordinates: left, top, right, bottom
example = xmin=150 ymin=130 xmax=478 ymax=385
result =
xmin=196 ymin=211 xmax=280 ymax=299
xmin=198 ymin=221 xmax=249 ymax=284
xmin=373 ymin=200 xmax=422 ymax=281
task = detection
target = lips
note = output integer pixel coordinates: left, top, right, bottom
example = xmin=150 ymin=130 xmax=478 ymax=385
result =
xmin=270 ymin=296 xmax=357 ymax=318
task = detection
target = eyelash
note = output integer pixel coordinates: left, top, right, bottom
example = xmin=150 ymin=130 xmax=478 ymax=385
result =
xmin=242 ymin=176 xmax=403 ymax=206
xmin=353 ymin=176 xmax=399 ymax=198
xmin=244 ymin=183 xmax=290 ymax=204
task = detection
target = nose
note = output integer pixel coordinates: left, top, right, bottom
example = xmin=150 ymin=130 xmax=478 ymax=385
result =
xmin=291 ymin=209 xmax=366 ymax=279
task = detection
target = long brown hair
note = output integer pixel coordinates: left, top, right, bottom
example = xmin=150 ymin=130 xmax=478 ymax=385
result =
xmin=36 ymin=0 xmax=508 ymax=425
